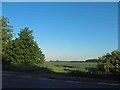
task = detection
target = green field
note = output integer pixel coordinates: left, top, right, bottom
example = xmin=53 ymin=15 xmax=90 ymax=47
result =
xmin=43 ymin=61 xmax=97 ymax=74
xmin=3 ymin=61 xmax=119 ymax=81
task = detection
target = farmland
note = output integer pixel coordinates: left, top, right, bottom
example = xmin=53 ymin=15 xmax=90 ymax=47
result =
xmin=45 ymin=61 xmax=97 ymax=68
xmin=43 ymin=61 xmax=97 ymax=74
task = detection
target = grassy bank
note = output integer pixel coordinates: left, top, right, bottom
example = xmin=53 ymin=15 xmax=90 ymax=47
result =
xmin=2 ymin=61 xmax=120 ymax=81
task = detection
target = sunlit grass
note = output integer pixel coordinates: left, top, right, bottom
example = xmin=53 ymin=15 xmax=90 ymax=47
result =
xmin=43 ymin=61 xmax=97 ymax=74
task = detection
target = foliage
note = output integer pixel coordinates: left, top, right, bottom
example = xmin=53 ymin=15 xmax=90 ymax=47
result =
xmin=0 ymin=18 xmax=2 ymax=55
xmin=0 ymin=17 xmax=13 ymax=64
xmin=97 ymin=50 xmax=120 ymax=74
xmin=11 ymin=27 xmax=45 ymax=64
xmin=1 ymin=17 xmax=45 ymax=65
xmin=85 ymin=59 xmax=98 ymax=62
xmin=0 ymin=17 xmax=13 ymax=43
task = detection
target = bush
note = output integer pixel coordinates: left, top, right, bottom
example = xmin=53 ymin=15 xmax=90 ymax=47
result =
xmin=97 ymin=50 xmax=120 ymax=74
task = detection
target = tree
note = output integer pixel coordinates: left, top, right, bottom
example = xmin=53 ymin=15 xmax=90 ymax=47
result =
xmin=12 ymin=27 xmax=45 ymax=64
xmin=0 ymin=17 xmax=13 ymax=43
xmin=97 ymin=50 xmax=120 ymax=74
xmin=0 ymin=17 xmax=13 ymax=64
xmin=1 ymin=17 xmax=45 ymax=65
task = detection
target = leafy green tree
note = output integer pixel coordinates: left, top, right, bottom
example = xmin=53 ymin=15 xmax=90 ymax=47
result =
xmin=0 ymin=29 xmax=1 ymax=65
xmin=97 ymin=50 xmax=120 ymax=74
xmin=0 ymin=17 xmax=13 ymax=43
xmin=1 ymin=17 xmax=45 ymax=65
xmin=0 ymin=17 xmax=13 ymax=64
xmin=111 ymin=50 xmax=120 ymax=73
xmin=12 ymin=27 xmax=45 ymax=64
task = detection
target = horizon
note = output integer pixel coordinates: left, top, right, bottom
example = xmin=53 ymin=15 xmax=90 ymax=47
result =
xmin=2 ymin=2 xmax=118 ymax=61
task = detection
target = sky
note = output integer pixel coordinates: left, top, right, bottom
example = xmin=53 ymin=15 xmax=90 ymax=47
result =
xmin=1 ymin=0 xmax=120 ymax=2
xmin=2 ymin=2 xmax=118 ymax=61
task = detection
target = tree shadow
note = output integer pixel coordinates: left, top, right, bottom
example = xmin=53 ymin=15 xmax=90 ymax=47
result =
xmin=2 ymin=63 xmax=54 ymax=74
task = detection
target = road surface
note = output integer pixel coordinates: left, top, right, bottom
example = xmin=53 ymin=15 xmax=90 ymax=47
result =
xmin=2 ymin=71 xmax=120 ymax=88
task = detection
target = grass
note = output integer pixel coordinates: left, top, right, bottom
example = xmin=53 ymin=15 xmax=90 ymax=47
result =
xmin=45 ymin=61 xmax=97 ymax=68
xmin=43 ymin=61 xmax=120 ymax=81
xmin=44 ymin=61 xmax=97 ymax=74
xmin=3 ymin=61 xmax=119 ymax=81
xmin=3 ymin=61 xmax=97 ymax=74
xmin=3 ymin=63 xmax=53 ymax=74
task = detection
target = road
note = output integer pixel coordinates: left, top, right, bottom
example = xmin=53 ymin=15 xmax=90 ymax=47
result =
xmin=2 ymin=71 xmax=120 ymax=88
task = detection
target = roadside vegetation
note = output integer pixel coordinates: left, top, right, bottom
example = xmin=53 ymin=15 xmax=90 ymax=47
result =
xmin=44 ymin=61 xmax=97 ymax=73
xmin=0 ymin=17 xmax=120 ymax=81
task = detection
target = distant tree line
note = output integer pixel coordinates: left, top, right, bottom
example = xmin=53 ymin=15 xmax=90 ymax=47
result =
xmin=85 ymin=59 xmax=98 ymax=62
xmin=70 ymin=61 xmax=85 ymax=63
xmin=1 ymin=17 xmax=45 ymax=66
xmin=49 ymin=60 xmax=85 ymax=62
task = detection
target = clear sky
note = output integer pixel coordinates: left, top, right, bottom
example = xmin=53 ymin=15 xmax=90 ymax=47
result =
xmin=2 ymin=2 xmax=118 ymax=61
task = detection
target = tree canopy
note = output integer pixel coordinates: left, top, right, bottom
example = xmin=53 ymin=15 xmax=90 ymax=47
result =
xmin=1 ymin=17 xmax=45 ymax=65
xmin=97 ymin=50 xmax=120 ymax=74
xmin=1 ymin=17 xmax=13 ymax=64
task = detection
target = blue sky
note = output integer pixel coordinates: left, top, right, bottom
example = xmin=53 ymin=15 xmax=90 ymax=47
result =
xmin=2 ymin=2 xmax=118 ymax=61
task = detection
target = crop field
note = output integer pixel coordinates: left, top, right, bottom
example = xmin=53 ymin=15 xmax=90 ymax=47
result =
xmin=44 ymin=61 xmax=97 ymax=74
xmin=45 ymin=61 xmax=97 ymax=68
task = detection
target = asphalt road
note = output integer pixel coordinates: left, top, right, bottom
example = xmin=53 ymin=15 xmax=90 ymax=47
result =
xmin=2 ymin=72 xmax=120 ymax=88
